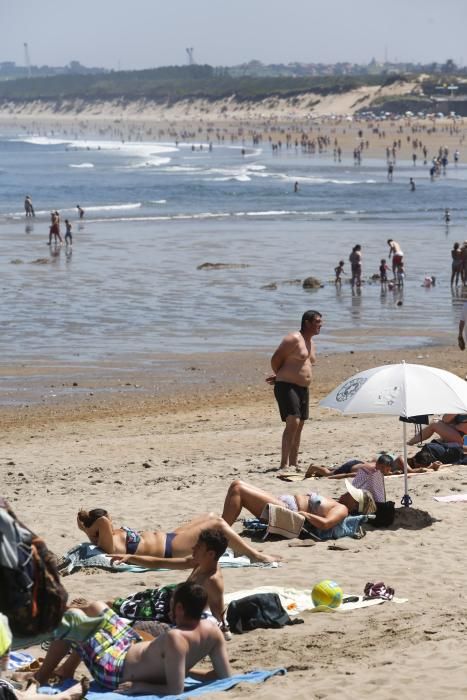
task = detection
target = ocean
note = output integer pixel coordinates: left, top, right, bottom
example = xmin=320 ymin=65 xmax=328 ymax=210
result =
xmin=0 ymin=132 xmax=465 ymax=363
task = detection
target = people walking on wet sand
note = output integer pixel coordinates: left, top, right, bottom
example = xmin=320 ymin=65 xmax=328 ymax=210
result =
xmin=64 ymin=219 xmax=73 ymax=246
xmin=48 ymin=211 xmax=63 ymax=245
xmin=77 ymin=204 xmax=85 ymax=219
xmin=444 ymin=208 xmax=451 ymax=225
xmin=349 ymin=244 xmax=362 ymax=288
xmin=24 ymin=195 xmax=35 ymax=217
xmin=266 ymin=310 xmax=322 ymax=472
xmin=409 ymin=177 xmax=416 ymax=191
xmin=451 ymin=242 xmax=463 ymax=287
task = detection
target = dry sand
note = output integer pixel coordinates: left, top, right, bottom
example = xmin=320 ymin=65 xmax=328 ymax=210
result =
xmin=4 ymin=342 xmax=467 ymax=698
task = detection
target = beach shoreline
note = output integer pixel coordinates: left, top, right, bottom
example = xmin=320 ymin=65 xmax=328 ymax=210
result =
xmin=0 ymin=340 xmax=461 ymax=421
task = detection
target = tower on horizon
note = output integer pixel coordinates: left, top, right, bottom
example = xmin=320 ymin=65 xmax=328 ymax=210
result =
xmin=186 ymin=47 xmax=195 ymax=66
xmin=23 ymin=42 xmax=31 ymax=78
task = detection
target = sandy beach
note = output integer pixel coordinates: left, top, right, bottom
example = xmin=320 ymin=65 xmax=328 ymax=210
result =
xmin=4 ymin=340 xmax=467 ymax=699
xmin=0 ymin=82 xmax=465 ymax=164
xmin=1 ymin=91 xmax=467 ymax=696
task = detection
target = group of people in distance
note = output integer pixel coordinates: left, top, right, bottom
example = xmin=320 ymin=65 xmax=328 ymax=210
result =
xmin=23 ymin=197 xmax=84 ymax=247
xmin=335 ymin=239 xmax=405 ymax=290
xmin=47 ymin=206 xmax=84 ymax=246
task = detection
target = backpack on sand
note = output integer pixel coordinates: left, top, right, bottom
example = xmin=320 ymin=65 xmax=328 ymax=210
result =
xmin=0 ymin=498 xmax=68 ymax=636
xmin=226 ymin=593 xmax=303 ymax=634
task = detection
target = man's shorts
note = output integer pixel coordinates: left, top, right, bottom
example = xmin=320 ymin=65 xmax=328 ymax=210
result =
xmin=74 ymin=608 xmax=142 ymax=689
xmin=274 ymin=381 xmax=309 ymax=422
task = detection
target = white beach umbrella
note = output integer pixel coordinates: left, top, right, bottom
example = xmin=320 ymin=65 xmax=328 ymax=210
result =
xmin=319 ymin=362 xmax=467 ymax=506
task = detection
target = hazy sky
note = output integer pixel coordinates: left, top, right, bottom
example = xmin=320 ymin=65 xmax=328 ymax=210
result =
xmin=1 ymin=0 xmax=466 ymax=70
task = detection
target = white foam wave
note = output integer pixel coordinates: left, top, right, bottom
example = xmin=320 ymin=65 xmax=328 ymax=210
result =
xmin=12 ymin=136 xmax=178 ymax=160
xmin=10 ymin=136 xmax=71 ymax=146
xmin=69 ymin=162 xmax=94 ymax=168
xmin=278 ymin=173 xmax=377 ymax=185
xmin=85 ymin=203 xmax=142 ymax=212
xmin=163 ymin=165 xmax=202 ymax=173
xmin=119 ymin=157 xmax=172 ymax=169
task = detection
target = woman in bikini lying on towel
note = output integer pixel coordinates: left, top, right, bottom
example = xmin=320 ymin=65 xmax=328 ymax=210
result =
xmin=221 ymin=478 xmax=376 ymax=531
xmin=77 ymin=508 xmax=277 ymax=564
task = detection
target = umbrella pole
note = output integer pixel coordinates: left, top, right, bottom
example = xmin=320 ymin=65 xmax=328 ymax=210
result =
xmin=401 ymin=422 xmax=412 ymax=507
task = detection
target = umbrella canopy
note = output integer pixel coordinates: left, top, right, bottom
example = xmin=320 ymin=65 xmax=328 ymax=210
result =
xmin=319 ymin=362 xmax=467 ymax=507
xmin=320 ymin=362 xmax=467 ymax=417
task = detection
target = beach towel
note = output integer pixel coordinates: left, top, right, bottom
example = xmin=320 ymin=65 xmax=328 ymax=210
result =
xmin=224 ymin=586 xmax=407 ymax=614
xmin=433 ymin=493 xmax=467 ymax=503
xmin=59 ymin=544 xmax=279 ymax=575
xmin=242 ymin=515 xmax=367 ymax=541
xmin=7 ymin=651 xmax=34 ymax=670
xmin=40 ymin=668 xmax=286 ymax=699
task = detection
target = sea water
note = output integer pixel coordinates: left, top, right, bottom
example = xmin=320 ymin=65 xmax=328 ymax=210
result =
xmin=0 ymin=132 xmax=465 ymax=363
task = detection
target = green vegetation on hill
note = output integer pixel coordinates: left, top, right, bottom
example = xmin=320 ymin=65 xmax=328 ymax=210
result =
xmin=0 ymin=65 xmax=400 ymax=103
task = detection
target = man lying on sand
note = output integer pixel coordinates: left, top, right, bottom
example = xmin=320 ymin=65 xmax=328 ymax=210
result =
xmin=306 ymin=453 xmax=394 ymax=479
xmin=29 ymin=583 xmax=231 ymax=696
xmin=221 ymin=478 xmax=376 ymax=532
xmin=110 ymin=528 xmax=230 ymax=635
xmin=77 ymin=508 xmax=278 ymax=563
xmin=307 ymin=444 xmax=466 ymax=479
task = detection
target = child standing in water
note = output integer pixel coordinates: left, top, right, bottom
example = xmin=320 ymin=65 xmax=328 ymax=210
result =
xmin=334 ymin=260 xmax=345 ymax=287
xmin=379 ymin=259 xmax=390 ymax=289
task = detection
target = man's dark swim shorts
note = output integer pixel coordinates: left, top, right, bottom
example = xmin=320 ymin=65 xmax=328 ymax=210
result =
xmin=274 ymin=381 xmax=309 ymax=422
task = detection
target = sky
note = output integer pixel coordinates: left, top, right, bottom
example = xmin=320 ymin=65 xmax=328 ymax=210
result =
xmin=0 ymin=0 xmax=466 ymax=70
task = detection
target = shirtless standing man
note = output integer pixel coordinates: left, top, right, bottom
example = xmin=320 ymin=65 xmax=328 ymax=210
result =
xmin=387 ymin=239 xmax=403 ymax=277
xmin=267 ymin=310 xmax=322 ymax=470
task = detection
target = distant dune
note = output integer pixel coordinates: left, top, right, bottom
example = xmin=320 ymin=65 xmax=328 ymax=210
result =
xmin=0 ymin=80 xmax=420 ymax=124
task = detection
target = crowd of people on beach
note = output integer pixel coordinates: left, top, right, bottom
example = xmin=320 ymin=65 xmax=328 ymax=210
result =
xmin=2 ymin=307 xmax=467 ymax=696
xmin=3 ymin=110 xmax=466 ymax=695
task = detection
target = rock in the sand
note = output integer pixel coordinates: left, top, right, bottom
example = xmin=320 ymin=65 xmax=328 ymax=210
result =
xmin=261 ymin=282 xmax=277 ymax=290
xmin=31 ymin=258 xmax=50 ymax=265
xmin=302 ymin=276 xmax=322 ymax=289
xmin=10 ymin=259 xmax=23 ymax=264
xmin=197 ymin=262 xmax=251 ymax=270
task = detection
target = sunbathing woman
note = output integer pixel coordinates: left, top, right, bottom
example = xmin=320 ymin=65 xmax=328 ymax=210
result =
xmin=77 ymin=508 xmax=277 ymax=564
xmin=407 ymin=414 xmax=467 ymax=446
xmin=221 ymin=478 xmax=375 ymax=529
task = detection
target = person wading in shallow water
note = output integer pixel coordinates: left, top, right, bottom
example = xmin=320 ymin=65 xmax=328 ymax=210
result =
xmin=266 ymin=310 xmax=322 ymax=472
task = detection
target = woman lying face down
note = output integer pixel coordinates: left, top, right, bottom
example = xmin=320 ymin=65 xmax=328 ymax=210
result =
xmin=76 ymin=508 xmax=278 ymax=564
